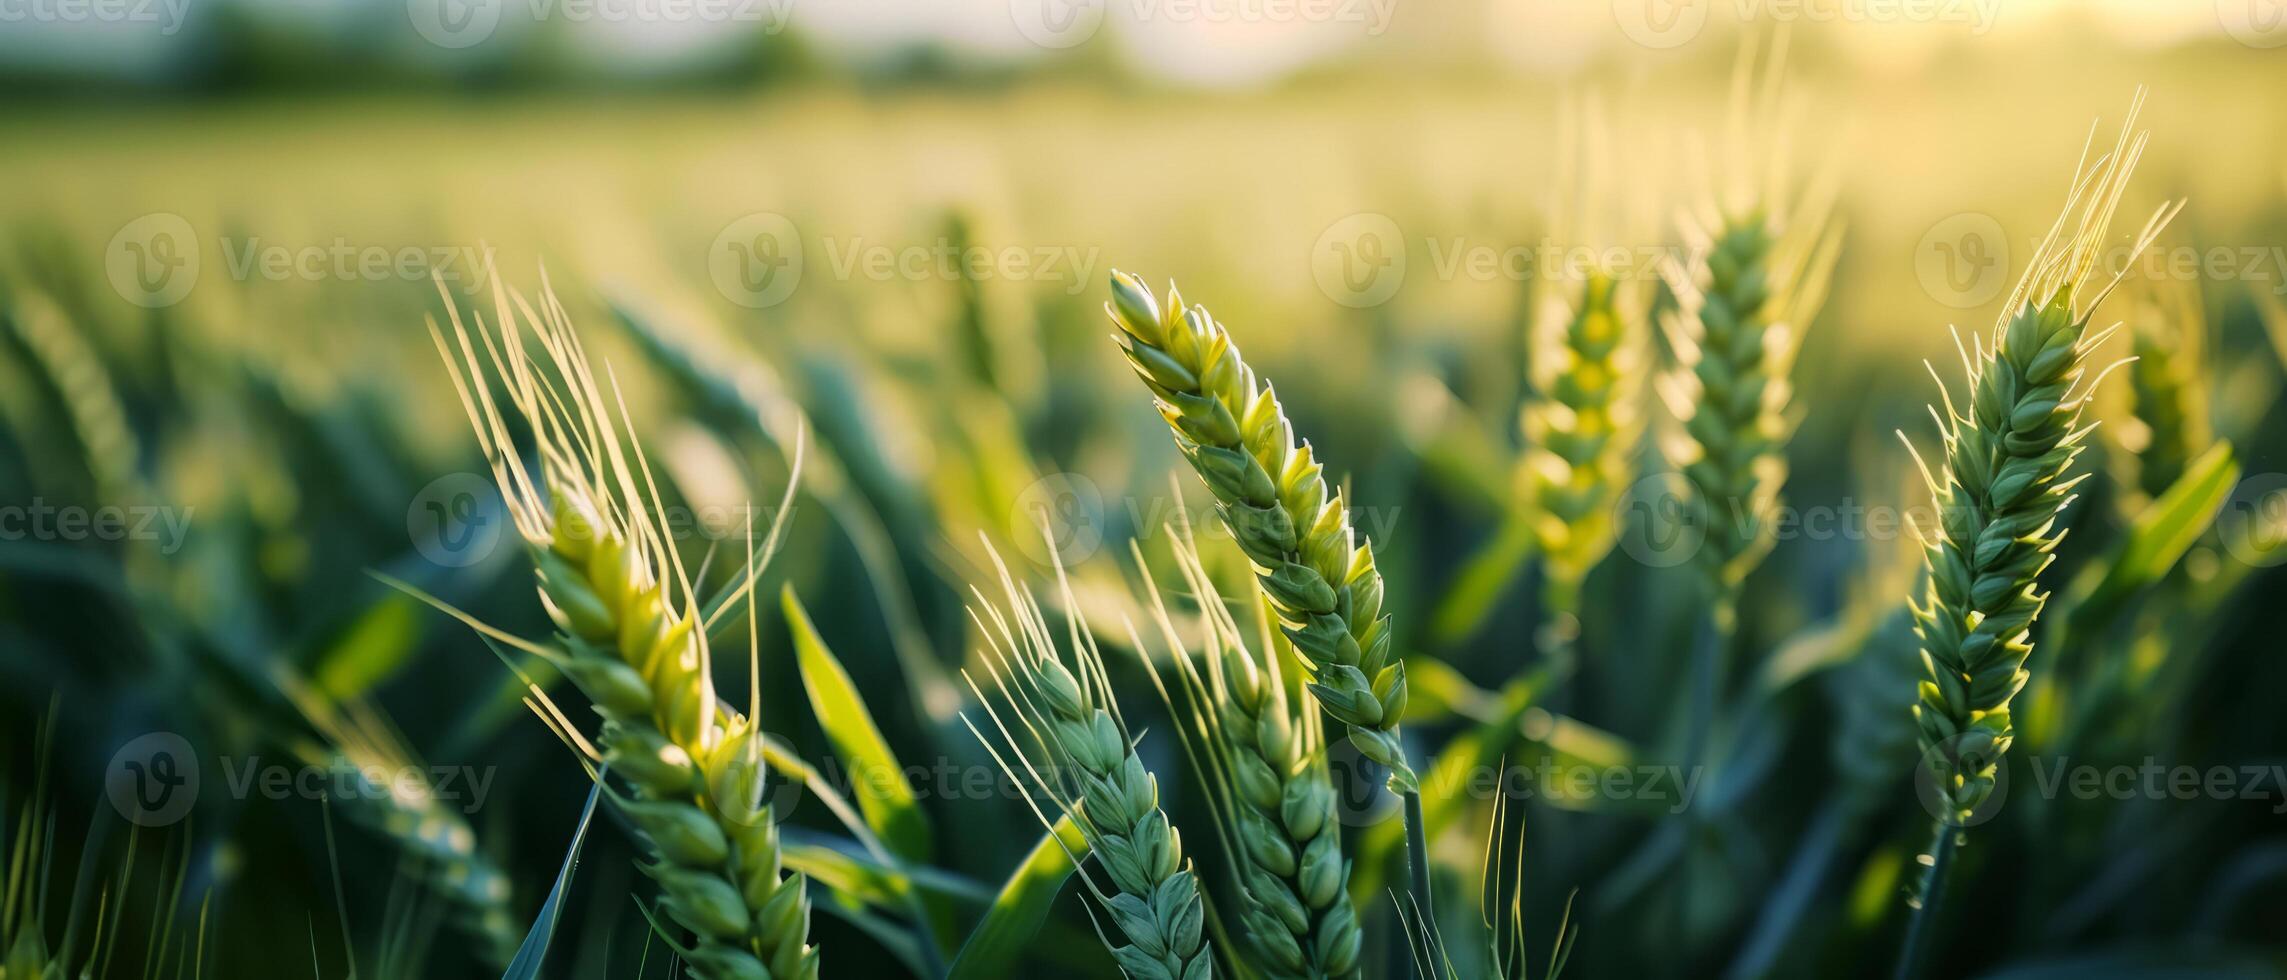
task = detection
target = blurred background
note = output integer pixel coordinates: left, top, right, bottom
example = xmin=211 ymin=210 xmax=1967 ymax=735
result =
xmin=3 ymin=1 xmax=2285 ymax=977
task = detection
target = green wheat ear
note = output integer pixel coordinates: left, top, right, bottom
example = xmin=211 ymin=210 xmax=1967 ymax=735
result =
xmin=1522 ymin=268 xmax=1647 ymax=623
xmin=1903 ymin=98 xmax=2180 ymax=825
xmin=962 ymin=536 xmax=1214 ymax=980
xmin=425 ymin=271 xmax=817 ymax=980
xmin=1657 ymin=35 xmax=1842 ymax=609
xmin=278 ymin=676 xmax=520 ymax=971
xmin=1105 ymin=271 xmax=1414 ymax=794
xmin=1131 ymin=522 xmax=1362 ymax=980
xmin=2117 ymin=274 xmax=2211 ymax=507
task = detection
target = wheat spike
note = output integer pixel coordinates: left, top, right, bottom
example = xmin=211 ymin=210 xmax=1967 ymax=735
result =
xmin=1132 ymin=523 xmax=1362 ymax=980
xmin=1659 ymin=36 xmax=1842 ymax=606
xmin=425 ymin=271 xmax=817 ymax=980
xmin=1905 ymin=96 xmax=2178 ymax=824
xmin=2118 ymin=275 xmax=2210 ymax=505
xmin=1105 ymin=271 xmax=1414 ymax=793
xmin=963 ymin=536 xmax=1215 ymax=980
xmin=1523 ymin=269 xmax=1647 ymax=622
xmin=278 ymin=675 xmax=521 ymax=971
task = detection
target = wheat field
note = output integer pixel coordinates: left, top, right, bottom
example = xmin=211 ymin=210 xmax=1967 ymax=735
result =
xmin=2 ymin=8 xmax=2285 ymax=980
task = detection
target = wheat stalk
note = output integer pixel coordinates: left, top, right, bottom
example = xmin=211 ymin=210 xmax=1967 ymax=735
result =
xmin=1893 ymin=95 xmax=2177 ymax=980
xmin=963 ymin=537 xmax=1214 ymax=980
xmin=1396 ymin=786 xmax=1577 ymax=980
xmin=422 ymin=272 xmax=817 ymax=980
xmin=1105 ymin=271 xmax=1413 ymax=794
xmin=1131 ymin=523 xmax=1362 ymax=980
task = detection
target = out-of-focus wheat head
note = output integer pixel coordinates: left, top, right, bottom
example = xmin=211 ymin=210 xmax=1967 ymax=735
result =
xmin=1902 ymin=95 xmax=2180 ymax=825
xmin=1520 ymin=93 xmax=1652 ymax=630
xmin=1657 ymin=34 xmax=1843 ymax=607
xmin=278 ymin=675 xmax=521 ymax=971
xmin=2110 ymin=271 xmax=2212 ymax=509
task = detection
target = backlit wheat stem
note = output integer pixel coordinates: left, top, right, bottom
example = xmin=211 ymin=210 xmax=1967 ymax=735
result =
xmin=425 ymin=273 xmax=817 ymax=980
xmin=963 ymin=538 xmax=1214 ymax=980
xmin=1894 ymin=96 xmax=2177 ymax=980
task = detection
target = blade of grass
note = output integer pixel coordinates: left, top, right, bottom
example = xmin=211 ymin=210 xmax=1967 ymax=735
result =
xmin=501 ymin=772 xmax=604 ymax=980
xmin=945 ymin=817 xmax=1088 ymax=980
xmin=783 ymin=585 xmax=933 ymax=862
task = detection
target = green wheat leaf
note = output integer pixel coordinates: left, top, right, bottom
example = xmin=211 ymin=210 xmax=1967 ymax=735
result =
xmin=2065 ymin=440 xmax=2239 ymax=628
xmin=783 ymin=584 xmax=933 ymax=864
xmin=947 ymin=817 xmax=1089 ymax=980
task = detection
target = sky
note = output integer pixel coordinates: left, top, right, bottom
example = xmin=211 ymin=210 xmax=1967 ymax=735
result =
xmin=0 ymin=0 xmax=2267 ymax=88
